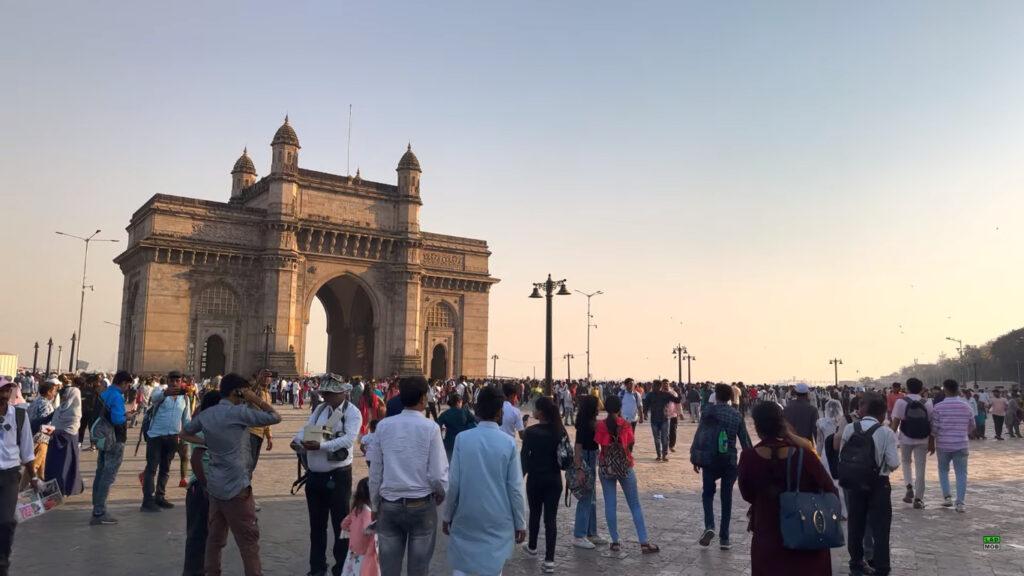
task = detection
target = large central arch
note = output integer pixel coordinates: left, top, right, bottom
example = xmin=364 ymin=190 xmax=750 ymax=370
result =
xmin=307 ymin=274 xmax=379 ymax=378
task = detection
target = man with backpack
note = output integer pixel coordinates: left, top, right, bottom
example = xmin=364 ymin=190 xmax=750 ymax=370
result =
xmin=690 ymin=383 xmax=752 ymax=550
xmin=90 ymin=370 xmax=131 ymax=525
xmin=140 ymin=371 xmax=192 ymax=512
xmin=889 ymin=377 xmax=932 ymax=509
xmin=618 ymin=379 xmax=643 ymax=452
xmin=839 ymin=392 xmax=899 ymax=576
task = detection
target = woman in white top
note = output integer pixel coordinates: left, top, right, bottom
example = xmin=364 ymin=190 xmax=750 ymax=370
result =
xmin=816 ymin=399 xmax=848 ymax=517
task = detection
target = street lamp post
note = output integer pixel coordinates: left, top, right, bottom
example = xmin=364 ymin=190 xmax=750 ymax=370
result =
xmin=530 ymin=274 xmax=571 ymax=396
xmin=945 ymin=337 xmax=964 ymax=383
xmin=32 ymin=342 xmax=39 ymax=374
xmin=262 ymin=324 xmax=275 ymax=370
xmin=672 ymin=344 xmax=686 ymax=385
xmin=574 ymin=290 xmax=603 ymax=382
xmin=45 ymin=338 xmax=53 ymax=375
xmin=68 ymin=333 xmax=77 ymax=372
xmin=829 ymin=358 xmax=843 ymax=386
xmin=56 ymin=230 xmax=119 ymax=370
xmin=683 ymin=352 xmax=696 ymax=385
xmin=491 ymin=354 xmax=499 ymax=380
xmin=563 ymin=353 xmax=574 ymax=382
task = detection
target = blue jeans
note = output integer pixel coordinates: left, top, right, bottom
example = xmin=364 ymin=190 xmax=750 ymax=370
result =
xmin=937 ymin=448 xmax=969 ymax=504
xmin=377 ymin=498 xmax=437 ymax=576
xmin=92 ymin=441 xmax=124 ymax=517
xmin=701 ymin=463 xmax=737 ymax=541
xmin=651 ymin=421 xmax=669 ymax=457
xmin=573 ymin=450 xmax=599 ymax=538
xmin=600 ymin=468 xmax=648 ymax=544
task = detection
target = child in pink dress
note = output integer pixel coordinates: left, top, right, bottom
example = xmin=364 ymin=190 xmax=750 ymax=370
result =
xmin=341 ymin=478 xmax=380 ymax=576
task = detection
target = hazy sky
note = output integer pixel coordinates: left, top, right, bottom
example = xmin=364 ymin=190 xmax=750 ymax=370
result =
xmin=3 ymin=1 xmax=1024 ymax=383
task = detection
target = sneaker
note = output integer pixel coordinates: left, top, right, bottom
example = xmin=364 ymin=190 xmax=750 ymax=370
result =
xmin=155 ymin=498 xmax=175 ymax=509
xmin=698 ymin=529 xmax=715 ymax=547
xmin=720 ymin=539 xmax=732 ymax=550
xmin=542 ymin=561 xmax=555 ymax=573
xmin=662 ymin=455 xmax=670 ymax=462
xmin=955 ymin=502 xmax=966 ymax=513
xmin=90 ymin=514 xmax=118 ymax=525
xmin=140 ymin=502 xmax=161 ymax=513
xmin=903 ymin=485 xmax=914 ymax=504
xmin=573 ymin=537 xmax=596 ymax=549
xmin=669 ymin=447 xmax=676 ymax=453
xmin=179 ymin=478 xmax=188 ymax=488
xmin=522 ymin=543 xmax=538 ymax=555
xmin=942 ymin=495 xmax=953 ymax=508
xmin=913 ymin=499 xmax=925 ymax=509
xmin=587 ymin=534 xmax=609 ymax=545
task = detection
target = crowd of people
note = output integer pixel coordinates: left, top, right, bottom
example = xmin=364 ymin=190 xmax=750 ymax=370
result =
xmin=0 ymin=368 xmax=1019 ymax=576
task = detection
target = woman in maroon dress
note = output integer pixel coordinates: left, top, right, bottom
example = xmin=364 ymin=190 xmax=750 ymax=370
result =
xmin=738 ymin=401 xmax=837 ymax=576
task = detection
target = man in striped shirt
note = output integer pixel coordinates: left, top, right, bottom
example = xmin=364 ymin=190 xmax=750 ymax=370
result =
xmin=928 ymin=379 xmax=975 ymax=513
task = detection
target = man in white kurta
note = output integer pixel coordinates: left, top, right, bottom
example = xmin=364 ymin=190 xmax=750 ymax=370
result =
xmin=443 ymin=386 xmax=526 ymax=576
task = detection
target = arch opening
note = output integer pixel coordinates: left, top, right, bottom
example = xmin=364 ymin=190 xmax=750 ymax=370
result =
xmin=306 ymin=275 xmax=376 ymax=378
xmin=430 ymin=344 xmax=447 ymax=381
xmin=201 ymin=335 xmax=226 ymax=378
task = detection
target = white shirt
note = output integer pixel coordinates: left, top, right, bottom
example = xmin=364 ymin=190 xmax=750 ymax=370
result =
xmin=840 ymin=416 xmax=900 ymax=476
xmin=369 ymin=409 xmax=448 ymax=511
xmin=293 ymin=401 xmax=362 ymax=472
xmin=500 ymin=401 xmax=524 ymax=438
xmin=891 ymin=394 xmax=933 ymax=446
xmin=0 ymin=404 xmax=34 ymax=471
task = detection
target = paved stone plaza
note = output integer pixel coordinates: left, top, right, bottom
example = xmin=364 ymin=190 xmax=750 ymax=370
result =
xmin=13 ymin=405 xmax=1024 ymax=575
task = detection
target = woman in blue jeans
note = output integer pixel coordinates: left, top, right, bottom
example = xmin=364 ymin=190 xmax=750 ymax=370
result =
xmin=571 ymin=395 xmax=607 ymax=549
xmin=594 ymin=396 xmax=660 ymax=555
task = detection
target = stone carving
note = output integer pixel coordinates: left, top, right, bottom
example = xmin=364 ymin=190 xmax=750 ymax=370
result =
xmin=191 ymin=222 xmax=252 ymax=246
xmin=422 ymin=251 xmax=464 ymax=271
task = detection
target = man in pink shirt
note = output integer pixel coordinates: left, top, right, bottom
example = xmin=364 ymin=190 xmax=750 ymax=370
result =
xmin=988 ymin=389 xmax=1009 ymax=440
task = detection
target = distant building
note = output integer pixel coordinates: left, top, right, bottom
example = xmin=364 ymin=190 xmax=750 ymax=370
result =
xmin=114 ymin=117 xmax=498 ymax=379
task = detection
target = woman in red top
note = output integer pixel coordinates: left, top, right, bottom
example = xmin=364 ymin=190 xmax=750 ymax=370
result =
xmin=738 ymin=401 xmax=836 ymax=576
xmin=594 ymin=396 xmax=660 ymax=555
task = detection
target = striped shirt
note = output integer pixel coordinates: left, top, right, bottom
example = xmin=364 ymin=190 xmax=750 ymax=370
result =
xmin=931 ymin=396 xmax=975 ymax=452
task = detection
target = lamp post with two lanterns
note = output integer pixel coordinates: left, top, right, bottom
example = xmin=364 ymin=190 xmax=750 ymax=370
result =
xmin=530 ymin=274 xmax=571 ymax=396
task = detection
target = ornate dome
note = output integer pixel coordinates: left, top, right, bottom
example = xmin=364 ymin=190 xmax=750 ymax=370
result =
xmin=271 ymin=116 xmax=300 ymax=148
xmin=231 ymin=148 xmax=256 ymax=175
xmin=397 ymin=143 xmax=421 ymax=172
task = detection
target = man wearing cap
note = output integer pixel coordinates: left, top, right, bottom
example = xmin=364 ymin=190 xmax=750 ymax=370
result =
xmin=292 ymin=374 xmax=362 ymax=576
xmin=141 ymin=370 xmax=191 ymax=512
xmin=90 ymin=371 xmax=132 ymax=525
xmin=0 ymin=377 xmax=40 ymax=576
xmin=783 ymin=383 xmax=820 ymax=448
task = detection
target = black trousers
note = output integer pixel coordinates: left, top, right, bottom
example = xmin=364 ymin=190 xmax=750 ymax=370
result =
xmin=847 ymin=477 xmax=892 ymax=576
xmin=248 ymin=434 xmax=263 ymax=476
xmin=426 ymin=402 xmax=438 ymax=420
xmin=183 ymin=482 xmax=209 ymax=576
xmin=668 ymin=417 xmax=679 ymax=449
xmin=0 ymin=467 xmax=20 ymax=576
xmin=993 ymin=415 xmax=1005 ymax=438
xmin=143 ymin=434 xmax=178 ymax=503
xmin=526 ymin=471 xmax=562 ymax=562
xmin=306 ymin=466 xmax=352 ymax=576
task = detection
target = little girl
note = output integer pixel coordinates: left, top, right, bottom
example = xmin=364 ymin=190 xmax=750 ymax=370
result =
xmin=341 ymin=477 xmax=379 ymax=576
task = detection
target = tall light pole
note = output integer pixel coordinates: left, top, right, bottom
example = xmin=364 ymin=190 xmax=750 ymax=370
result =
xmin=56 ymin=230 xmax=119 ymax=370
xmin=530 ymin=274 xmax=571 ymax=396
xmin=262 ymin=324 xmax=275 ymax=370
xmin=829 ymin=358 xmax=843 ymax=386
xmin=672 ymin=344 xmax=687 ymax=385
xmin=946 ymin=337 xmax=964 ymax=383
xmin=574 ymin=290 xmax=603 ymax=382
xmin=32 ymin=342 xmax=39 ymax=374
xmin=563 ymin=353 xmax=574 ymax=382
xmin=682 ymin=352 xmax=696 ymax=385
xmin=491 ymin=354 xmax=499 ymax=380
xmin=68 ymin=333 xmax=77 ymax=372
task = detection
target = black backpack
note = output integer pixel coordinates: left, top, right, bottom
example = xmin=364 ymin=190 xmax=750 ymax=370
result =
xmin=838 ymin=421 xmax=881 ymax=491
xmin=899 ymin=399 xmax=931 ymax=439
xmin=690 ymin=411 xmax=733 ymax=468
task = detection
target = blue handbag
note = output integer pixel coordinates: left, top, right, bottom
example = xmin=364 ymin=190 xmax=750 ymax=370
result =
xmin=778 ymin=447 xmax=845 ymax=550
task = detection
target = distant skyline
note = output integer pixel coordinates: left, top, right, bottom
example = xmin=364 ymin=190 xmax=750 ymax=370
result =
xmin=3 ymin=2 xmax=1024 ymax=382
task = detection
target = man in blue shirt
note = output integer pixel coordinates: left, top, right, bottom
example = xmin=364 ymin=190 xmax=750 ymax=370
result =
xmin=91 ymin=370 xmax=131 ymax=525
xmin=141 ymin=370 xmax=191 ymax=512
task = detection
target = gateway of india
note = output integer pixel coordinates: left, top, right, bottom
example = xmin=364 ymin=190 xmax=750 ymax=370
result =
xmin=114 ymin=117 xmax=497 ymax=380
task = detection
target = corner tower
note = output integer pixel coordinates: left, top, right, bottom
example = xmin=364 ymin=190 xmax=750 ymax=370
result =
xmin=396 ymin=144 xmax=422 ymax=233
xmin=271 ymin=116 xmax=300 ymax=174
xmin=230 ymin=148 xmax=257 ymax=199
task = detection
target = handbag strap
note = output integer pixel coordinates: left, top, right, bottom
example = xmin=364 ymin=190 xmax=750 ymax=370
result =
xmin=785 ymin=446 xmax=804 ymax=492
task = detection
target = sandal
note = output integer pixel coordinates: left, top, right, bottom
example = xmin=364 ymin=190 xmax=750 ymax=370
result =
xmin=609 ymin=542 xmax=622 ymax=552
xmin=641 ymin=543 xmax=660 ymax=554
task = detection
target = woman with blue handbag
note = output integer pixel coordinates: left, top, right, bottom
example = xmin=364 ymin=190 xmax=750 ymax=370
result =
xmin=739 ymin=401 xmax=839 ymax=576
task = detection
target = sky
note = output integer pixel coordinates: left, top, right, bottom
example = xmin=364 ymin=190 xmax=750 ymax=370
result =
xmin=3 ymin=1 xmax=1024 ymax=383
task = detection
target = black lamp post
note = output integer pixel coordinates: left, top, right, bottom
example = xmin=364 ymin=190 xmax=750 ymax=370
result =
xmin=672 ymin=344 xmax=686 ymax=385
xmin=45 ymin=338 xmax=53 ymax=375
xmin=490 ymin=354 xmax=499 ymax=380
xmin=530 ymin=274 xmax=571 ymax=396
xmin=262 ymin=324 xmax=275 ymax=369
xmin=32 ymin=342 xmax=39 ymax=374
xmin=563 ymin=353 xmax=574 ymax=382
xmin=68 ymin=332 xmax=77 ymax=372
xmin=829 ymin=358 xmax=843 ymax=386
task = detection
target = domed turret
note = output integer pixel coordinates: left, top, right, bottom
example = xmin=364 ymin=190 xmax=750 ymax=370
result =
xmin=230 ymin=147 xmax=258 ymax=199
xmin=271 ymin=115 xmax=300 ymax=174
xmin=397 ymin=143 xmax=421 ymax=172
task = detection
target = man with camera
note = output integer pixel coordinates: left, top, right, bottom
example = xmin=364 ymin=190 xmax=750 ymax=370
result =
xmin=291 ymin=374 xmax=362 ymax=576
xmin=141 ymin=370 xmax=191 ymax=512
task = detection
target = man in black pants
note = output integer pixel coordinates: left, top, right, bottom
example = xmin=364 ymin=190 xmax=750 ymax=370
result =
xmin=141 ymin=371 xmax=191 ymax=512
xmin=292 ymin=375 xmax=362 ymax=576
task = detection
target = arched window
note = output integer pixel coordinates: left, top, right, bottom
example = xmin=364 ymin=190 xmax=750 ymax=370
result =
xmin=197 ymin=284 xmax=239 ymax=316
xmin=426 ymin=303 xmax=454 ymax=329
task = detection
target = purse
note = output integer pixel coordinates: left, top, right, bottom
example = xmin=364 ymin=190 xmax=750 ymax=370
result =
xmin=778 ymin=446 xmax=845 ymax=550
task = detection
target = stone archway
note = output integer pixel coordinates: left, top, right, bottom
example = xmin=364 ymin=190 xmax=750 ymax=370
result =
xmin=430 ymin=344 xmax=448 ymax=381
xmin=201 ymin=334 xmax=226 ymax=378
xmin=309 ymin=274 xmax=378 ymax=378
